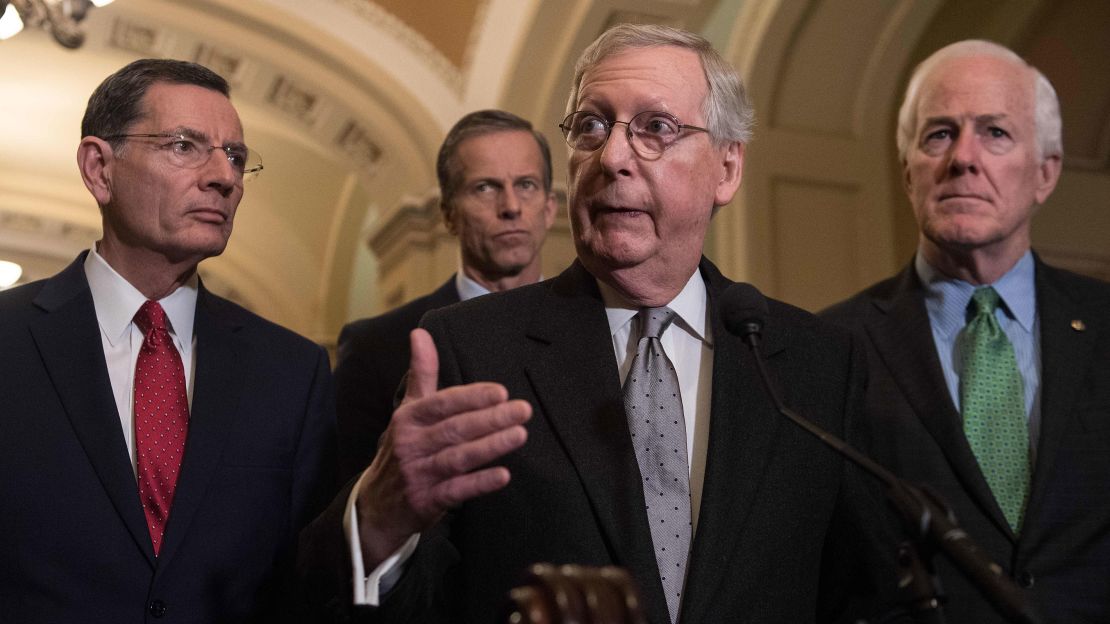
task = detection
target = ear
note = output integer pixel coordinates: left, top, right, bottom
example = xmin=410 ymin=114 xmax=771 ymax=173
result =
xmin=1034 ymin=154 xmax=1062 ymax=205
xmin=902 ymin=160 xmax=913 ymax=197
xmin=441 ymin=201 xmax=458 ymax=236
xmin=713 ymin=141 xmax=744 ymax=206
xmin=77 ymin=137 xmax=114 ymax=207
xmin=542 ymin=191 xmax=558 ymax=229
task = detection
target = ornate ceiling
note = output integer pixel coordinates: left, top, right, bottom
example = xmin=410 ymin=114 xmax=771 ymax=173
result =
xmin=1 ymin=0 xmax=1106 ymax=343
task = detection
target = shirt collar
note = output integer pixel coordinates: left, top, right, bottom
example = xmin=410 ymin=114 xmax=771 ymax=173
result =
xmin=599 ymin=269 xmax=709 ymax=343
xmin=84 ymin=246 xmax=199 ymax=356
xmin=454 ymin=270 xmax=491 ymax=302
xmin=915 ymin=250 xmax=1036 ymax=337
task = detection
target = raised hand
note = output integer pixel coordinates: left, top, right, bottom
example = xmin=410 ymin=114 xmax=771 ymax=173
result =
xmin=355 ymin=328 xmax=531 ymax=567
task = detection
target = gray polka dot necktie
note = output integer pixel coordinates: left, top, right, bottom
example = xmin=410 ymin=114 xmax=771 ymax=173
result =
xmin=959 ymin=287 xmax=1030 ymax=533
xmin=133 ymin=300 xmax=189 ymax=555
xmin=624 ymin=307 xmax=690 ymax=623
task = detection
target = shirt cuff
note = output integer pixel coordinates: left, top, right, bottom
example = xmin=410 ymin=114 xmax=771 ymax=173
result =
xmin=344 ymin=469 xmax=421 ymax=606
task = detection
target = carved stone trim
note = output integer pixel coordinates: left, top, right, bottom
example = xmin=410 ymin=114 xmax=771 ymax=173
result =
xmin=331 ymin=0 xmax=464 ymax=95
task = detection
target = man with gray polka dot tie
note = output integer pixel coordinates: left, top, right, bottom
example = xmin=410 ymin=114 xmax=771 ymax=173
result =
xmin=327 ymin=23 xmax=892 ymax=624
xmin=824 ymin=40 xmax=1110 ymax=623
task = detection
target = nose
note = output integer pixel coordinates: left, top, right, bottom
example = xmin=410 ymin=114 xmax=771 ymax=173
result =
xmin=500 ymin=187 xmax=523 ymax=219
xmin=201 ymin=148 xmax=239 ymax=196
xmin=598 ymin=120 xmax=635 ymax=177
xmin=947 ymin=127 xmax=980 ymax=175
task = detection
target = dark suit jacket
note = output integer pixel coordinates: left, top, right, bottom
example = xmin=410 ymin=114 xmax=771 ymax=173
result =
xmin=304 ymin=259 xmax=892 ymax=623
xmin=822 ymin=256 xmax=1110 ymax=623
xmin=333 ymin=277 xmax=460 ymax=484
xmin=0 ymin=253 xmax=336 ymax=624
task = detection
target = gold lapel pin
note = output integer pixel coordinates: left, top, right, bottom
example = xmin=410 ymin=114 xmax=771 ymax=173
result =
xmin=1071 ymin=319 xmax=1087 ymax=332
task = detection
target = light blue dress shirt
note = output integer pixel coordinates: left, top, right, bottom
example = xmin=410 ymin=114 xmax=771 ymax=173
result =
xmin=916 ymin=251 xmax=1042 ymax=453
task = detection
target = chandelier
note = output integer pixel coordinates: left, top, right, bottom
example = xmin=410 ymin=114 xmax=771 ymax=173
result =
xmin=0 ymin=0 xmax=115 ymax=49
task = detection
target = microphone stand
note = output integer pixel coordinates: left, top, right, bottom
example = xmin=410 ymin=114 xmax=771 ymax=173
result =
xmin=739 ymin=326 xmax=1043 ymax=624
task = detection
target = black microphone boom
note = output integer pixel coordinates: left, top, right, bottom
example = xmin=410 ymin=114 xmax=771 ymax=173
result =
xmin=718 ymin=283 xmax=1043 ymax=624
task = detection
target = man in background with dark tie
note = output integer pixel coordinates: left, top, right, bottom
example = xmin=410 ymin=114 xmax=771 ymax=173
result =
xmin=823 ymin=40 xmax=1110 ymax=622
xmin=0 ymin=59 xmax=334 ymax=622
xmin=304 ymin=23 xmax=890 ymax=624
xmin=333 ymin=109 xmax=557 ymax=484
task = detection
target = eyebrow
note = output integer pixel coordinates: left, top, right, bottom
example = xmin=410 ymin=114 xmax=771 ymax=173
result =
xmin=169 ymin=126 xmax=247 ymax=150
xmin=921 ymin=113 xmax=1011 ymax=128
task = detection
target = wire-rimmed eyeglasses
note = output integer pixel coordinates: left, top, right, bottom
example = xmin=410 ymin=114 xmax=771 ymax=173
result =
xmin=559 ymin=111 xmax=709 ymax=156
xmin=102 ymin=133 xmax=264 ymax=181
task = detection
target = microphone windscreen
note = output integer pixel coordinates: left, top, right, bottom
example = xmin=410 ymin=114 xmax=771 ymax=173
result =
xmin=720 ymin=283 xmax=768 ymax=338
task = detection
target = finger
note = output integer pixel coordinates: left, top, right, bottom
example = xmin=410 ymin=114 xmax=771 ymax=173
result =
xmin=425 ymin=466 xmax=515 ymax=511
xmin=403 ymin=328 xmax=439 ymax=402
xmin=401 ymin=382 xmax=513 ymax=427
xmin=395 ymin=400 xmax=532 ymax=457
xmin=404 ymin=424 xmax=528 ymax=486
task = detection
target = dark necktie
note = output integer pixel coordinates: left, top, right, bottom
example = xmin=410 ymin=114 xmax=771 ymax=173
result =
xmin=623 ymin=307 xmax=690 ymax=623
xmin=133 ymin=300 xmax=189 ymax=555
xmin=959 ymin=287 xmax=1030 ymax=533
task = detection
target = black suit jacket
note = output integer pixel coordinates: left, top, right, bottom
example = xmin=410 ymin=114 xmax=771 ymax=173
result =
xmin=333 ymin=277 xmax=460 ymax=484
xmin=306 ymin=259 xmax=891 ymax=623
xmin=822 ymin=256 xmax=1110 ymax=623
xmin=0 ymin=253 xmax=336 ymax=623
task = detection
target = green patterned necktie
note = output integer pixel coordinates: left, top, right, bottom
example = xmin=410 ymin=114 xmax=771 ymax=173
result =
xmin=959 ymin=287 xmax=1031 ymax=533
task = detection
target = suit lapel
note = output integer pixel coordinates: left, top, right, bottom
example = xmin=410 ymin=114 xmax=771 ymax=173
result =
xmin=681 ymin=261 xmax=786 ymax=624
xmin=867 ymin=265 xmax=1013 ymax=538
xmin=521 ymin=262 xmax=672 ymax=623
xmin=156 ymin=287 xmax=247 ymax=565
xmin=1024 ymin=260 xmax=1097 ymax=537
xmin=29 ymin=256 xmax=156 ymax=564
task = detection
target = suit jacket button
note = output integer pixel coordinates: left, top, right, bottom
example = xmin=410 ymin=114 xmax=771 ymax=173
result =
xmin=148 ymin=599 xmax=168 ymax=618
xmin=1018 ymin=570 xmax=1035 ymax=588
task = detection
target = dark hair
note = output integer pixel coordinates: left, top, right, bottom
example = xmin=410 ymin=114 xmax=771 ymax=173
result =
xmin=435 ymin=109 xmax=553 ymax=215
xmin=81 ymin=58 xmax=230 ymax=150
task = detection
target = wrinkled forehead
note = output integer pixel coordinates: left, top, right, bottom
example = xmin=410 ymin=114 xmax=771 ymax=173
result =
xmin=576 ymin=46 xmax=708 ymax=116
xmin=915 ymin=55 xmax=1035 ymax=124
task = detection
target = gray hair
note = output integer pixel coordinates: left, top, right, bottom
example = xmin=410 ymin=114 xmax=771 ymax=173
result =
xmin=566 ymin=23 xmax=753 ymax=145
xmin=896 ymin=39 xmax=1062 ymax=162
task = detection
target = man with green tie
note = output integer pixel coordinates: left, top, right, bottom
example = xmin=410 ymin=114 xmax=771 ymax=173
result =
xmin=823 ymin=39 xmax=1110 ymax=623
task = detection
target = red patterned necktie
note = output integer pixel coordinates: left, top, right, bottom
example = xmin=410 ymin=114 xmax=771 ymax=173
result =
xmin=133 ymin=300 xmax=189 ymax=555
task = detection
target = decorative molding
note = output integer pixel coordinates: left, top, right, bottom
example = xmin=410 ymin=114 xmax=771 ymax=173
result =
xmin=331 ymin=0 xmax=464 ymax=95
xmin=267 ymin=75 xmax=323 ymax=125
xmin=108 ymin=17 xmax=163 ymax=56
xmin=98 ymin=9 xmax=391 ymax=179
xmin=193 ymin=44 xmax=248 ymax=86
xmin=336 ymin=120 xmax=384 ymax=173
xmin=367 ymin=190 xmax=445 ymax=273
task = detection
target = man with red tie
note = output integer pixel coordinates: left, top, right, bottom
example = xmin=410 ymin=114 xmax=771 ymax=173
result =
xmin=0 ymin=59 xmax=334 ymax=622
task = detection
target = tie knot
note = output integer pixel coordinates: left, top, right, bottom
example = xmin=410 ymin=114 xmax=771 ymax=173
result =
xmin=638 ymin=307 xmax=677 ymax=340
xmin=134 ymin=300 xmax=168 ymax=335
xmin=969 ymin=287 xmax=1001 ymax=318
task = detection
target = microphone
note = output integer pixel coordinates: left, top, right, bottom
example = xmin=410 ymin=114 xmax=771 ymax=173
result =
xmin=719 ymin=283 xmax=767 ymax=346
xmin=719 ymin=283 xmax=1043 ymax=624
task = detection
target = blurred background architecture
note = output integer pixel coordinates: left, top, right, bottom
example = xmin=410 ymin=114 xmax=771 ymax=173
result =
xmin=1 ymin=0 xmax=1107 ymax=349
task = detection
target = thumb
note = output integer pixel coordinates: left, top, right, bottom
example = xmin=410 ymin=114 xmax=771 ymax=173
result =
xmin=403 ymin=328 xmax=439 ymax=402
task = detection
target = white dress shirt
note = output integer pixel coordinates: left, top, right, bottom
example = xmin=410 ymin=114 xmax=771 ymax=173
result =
xmin=454 ymin=270 xmax=492 ymax=302
xmin=84 ymin=247 xmax=198 ymax=474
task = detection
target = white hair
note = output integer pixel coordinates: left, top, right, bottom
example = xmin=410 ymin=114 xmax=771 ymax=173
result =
xmin=896 ymin=39 xmax=1062 ymax=162
xmin=566 ymin=23 xmax=754 ymax=145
